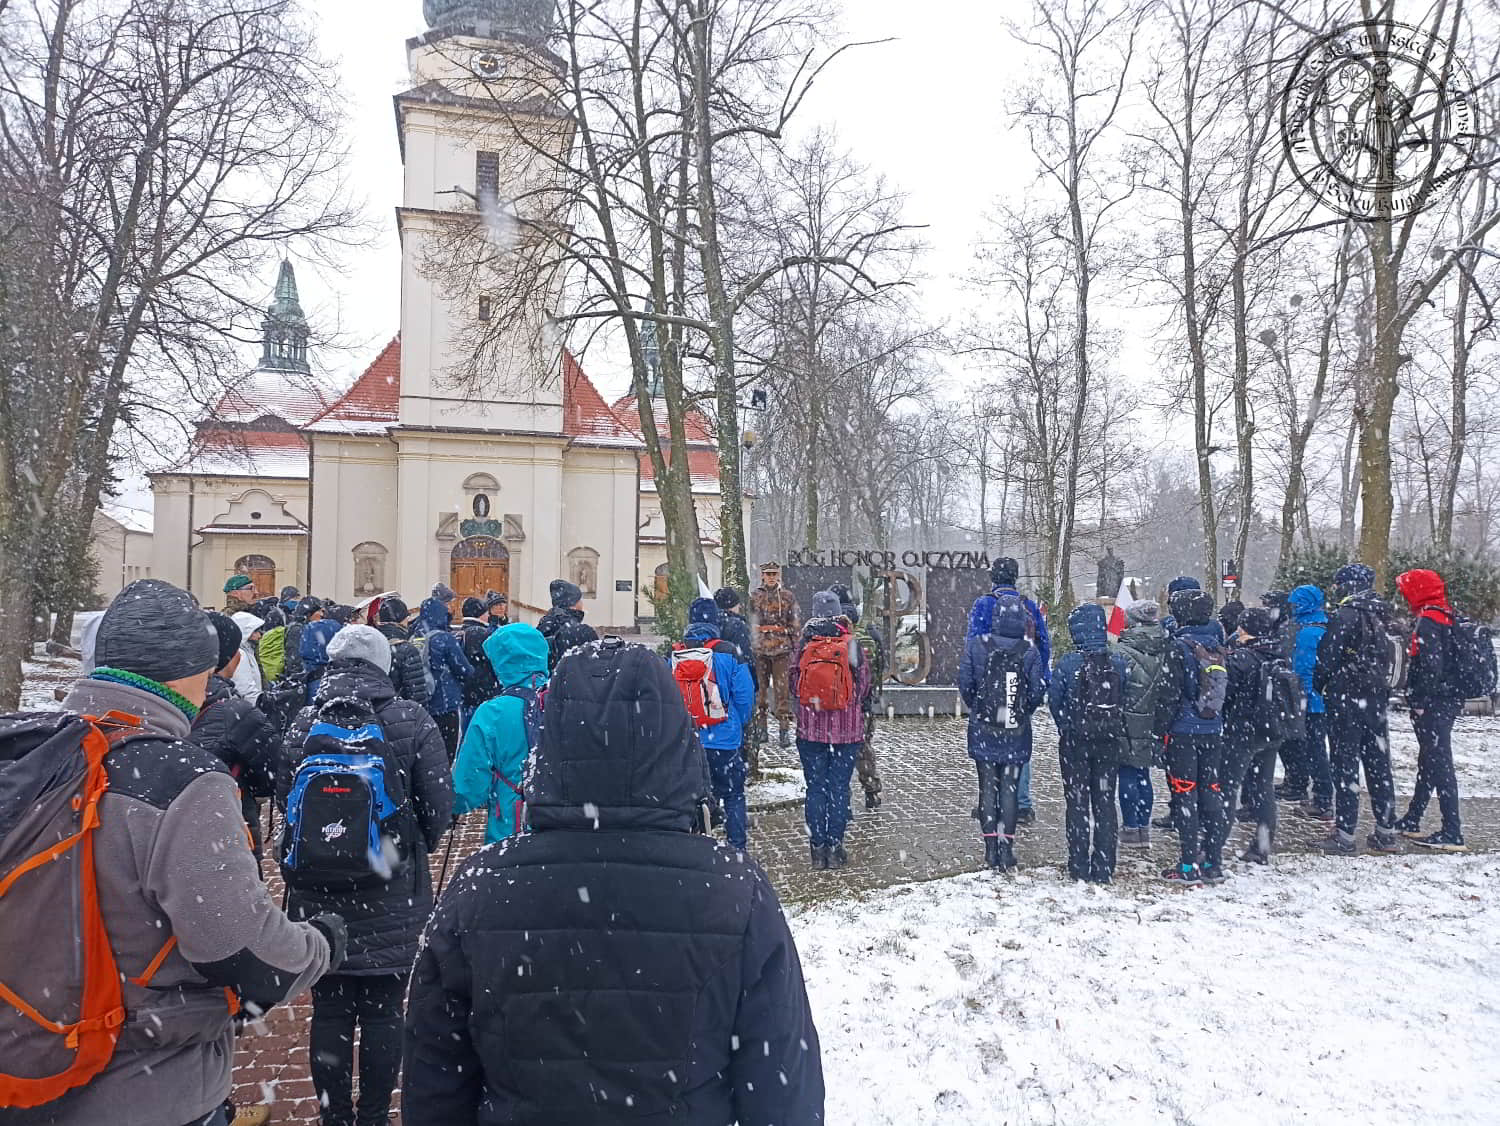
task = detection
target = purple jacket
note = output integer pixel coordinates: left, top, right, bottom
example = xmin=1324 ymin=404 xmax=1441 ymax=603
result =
xmin=790 ymin=622 xmax=870 ymax=745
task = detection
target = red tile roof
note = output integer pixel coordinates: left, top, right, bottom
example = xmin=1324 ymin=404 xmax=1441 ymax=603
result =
xmin=562 ymin=350 xmax=641 ymax=445
xmin=307 ymin=337 xmax=401 ymax=432
xmin=639 ymin=447 xmax=722 ymax=493
xmin=612 ymin=393 xmax=717 ymax=445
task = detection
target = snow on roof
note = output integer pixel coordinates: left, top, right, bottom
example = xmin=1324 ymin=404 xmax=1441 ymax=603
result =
xmin=639 ymin=447 xmax=723 ymax=493
xmin=612 ymin=393 xmax=717 ymax=446
xmin=563 ymin=350 xmax=642 ymax=447
xmin=166 ymin=428 xmax=310 ymax=479
xmin=307 ymin=337 xmax=401 ymax=434
xmin=206 ymin=369 xmax=333 ymax=427
xmin=195 ymin=524 xmax=308 ymax=536
xmin=99 ymin=502 xmax=153 ymax=535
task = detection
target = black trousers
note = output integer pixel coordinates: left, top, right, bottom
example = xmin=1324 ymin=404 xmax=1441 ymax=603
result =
xmin=1326 ymin=703 xmax=1396 ymax=836
xmin=1406 ymin=702 xmax=1463 ymax=837
xmin=1165 ymin=733 xmax=1225 ymax=869
xmin=1059 ymin=739 xmax=1118 ymax=882
xmin=1243 ymin=744 xmax=1279 ymax=856
xmin=975 ymin=761 xmax=1021 ymax=839
xmin=433 ymin=710 xmax=460 ymax=765
xmin=310 ymin=972 xmax=408 ymax=1126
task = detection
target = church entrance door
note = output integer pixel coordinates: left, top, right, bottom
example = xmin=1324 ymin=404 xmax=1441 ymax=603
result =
xmin=450 ymin=536 xmax=509 ymax=602
xmin=235 ymin=554 xmax=276 ymax=598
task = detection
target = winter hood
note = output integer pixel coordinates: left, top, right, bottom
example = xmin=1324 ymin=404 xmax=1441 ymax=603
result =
xmin=1066 ymin=603 xmax=1109 ymax=652
xmin=299 ymin=619 xmax=342 ymax=670
xmin=1288 ymin=585 xmax=1328 ymax=623
xmin=482 ymin=623 xmax=549 ymax=688
xmin=1396 ymin=569 xmax=1454 ymax=625
xmin=419 ymin=596 xmax=452 ymax=631
xmin=528 ymin=640 xmax=704 ymax=834
xmin=989 ymin=593 xmax=1029 ymax=640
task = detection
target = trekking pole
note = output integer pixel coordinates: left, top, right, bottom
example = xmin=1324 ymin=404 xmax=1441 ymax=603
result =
xmin=435 ymin=826 xmax=459 ymax=899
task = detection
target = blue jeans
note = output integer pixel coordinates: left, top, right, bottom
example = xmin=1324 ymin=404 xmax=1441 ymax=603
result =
xmin=1117 ymin=765 xmax=1153 ymax=829
xmin=706 ymin=741 xmax=749 ymax=850
xmin=1018 ymin=759 xmax=1034 ymax=811
xmin=798 ymin=739 xmax=859 ymax=847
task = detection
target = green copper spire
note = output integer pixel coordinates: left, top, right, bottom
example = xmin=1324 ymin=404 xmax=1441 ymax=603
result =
xmin=258 ymin=260 xmax=311 ymax=374
xmin=423 ymin=0 xmax=555 ymax=38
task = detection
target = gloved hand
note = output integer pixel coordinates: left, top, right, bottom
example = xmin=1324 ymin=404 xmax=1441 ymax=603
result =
xmin=308 ymin=912 xmax=348 ymax=971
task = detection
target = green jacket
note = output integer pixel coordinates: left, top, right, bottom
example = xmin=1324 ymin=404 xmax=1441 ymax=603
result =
xmin=257 ymin=625 xmax=287 ymax=683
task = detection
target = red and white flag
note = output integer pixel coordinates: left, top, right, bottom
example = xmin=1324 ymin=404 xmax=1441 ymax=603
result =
xmin=1106 ymin=575 xmax=1136 ymax=637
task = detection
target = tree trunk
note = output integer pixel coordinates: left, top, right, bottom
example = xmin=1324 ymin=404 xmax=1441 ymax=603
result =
xmin=1358 ymin=215 xmax=1399 ymax=582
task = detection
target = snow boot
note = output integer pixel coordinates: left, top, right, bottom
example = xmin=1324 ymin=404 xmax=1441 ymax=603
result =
xmin=1394 ymin=814 xmax=1424 ymax=837
xmin=865 ymin=789 xmax=882 ymax=811
xmin=810 ymin=844 xmax=829 ymax=870
xmin=829 ymin=844 xmax=849 ymax=869
xmin=778 ymin=723 xmax=791 ymax=750
xmin=983 ymin=835 xmax=1003 ymax=869
xmin=998 ymin=837 xmax=1018 ymax=873
xmin=1411 ymin=831 xmax=1468 ymax=853
xmin=1366 ymin=829 xmax=1402 ymax=855
xmin=1238 ymin=846 xmax=1270 ymax=865
xmin=1162 ymin=863 xmax=1201 ymax=886
xmin=1296 ymin=800 xmax=1335 ymax=825
xmin=1151 ymin=814 xmax=1177 ymax=831
xmin=1016 ymin=807 xmax=1036 ymax=828
xmin=1318 ymin=830 xmax=1357 ymax=855
xmin=1199 ymin=864 xmax=1229 ymax=885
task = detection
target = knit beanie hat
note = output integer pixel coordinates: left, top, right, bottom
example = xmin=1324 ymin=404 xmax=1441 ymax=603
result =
xmin=279 ymin=585 xmax=301 ymax=603
xmin=223 ymin=574 xmax=252 ymax=595
xmin=462 ymin=596 xmax=486 ymax=619
xmin=828 ymin=583 xmax=860 ymax=625
xmin=325 ymin=624 xmax=393 ymax=674
xmin=1126 ymin=601 xmax=1160 ymax=625
xmin=326 ymin=604 xmax=358 ymax=625
xmin=432 ymin=582 xmax=457 ymax=603
xmin=713 ymin=587 xmax=741 ymax=611
xmin=1241 ymin=608 xmax=1274 ymax=638
xmin=205 ymin=612 xmax=243 ymax=673
xmin=688 ymin=597 xmax=722 ymax=627
xmin=1166 ymin=575 xmax=1202 ymax=596
xmin=990 ymin=556 xmax=1019 ymax=587
xmin=550 ymin=579 xmax=583 ymax=609
xmin=1333 ymin=563 xmax=1375 ymax=593
xmin=95 ymin=580 xmax=218 ymax=684
xmin=810 ymin=590 xmax=842 ymax=620
xmin=377 ymin=596 xmax=409 ymax=624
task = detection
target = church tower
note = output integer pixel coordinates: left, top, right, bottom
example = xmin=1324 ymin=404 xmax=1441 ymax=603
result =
xmin=258 ymin=260 xmax=311 ymax=374
xmin=396 ymin=0 xmax=569 ymax=431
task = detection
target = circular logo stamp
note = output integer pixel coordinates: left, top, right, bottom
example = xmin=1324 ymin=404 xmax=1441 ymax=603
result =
xmin=1281 ymin=20 xmax=1478 ymax=220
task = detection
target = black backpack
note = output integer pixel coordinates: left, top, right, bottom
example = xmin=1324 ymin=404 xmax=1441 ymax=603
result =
xmin=974 ymin=636 xmax=1030 ymax=730
xmin=1449 ymin=614 xmax=1498 ymax=699
xmin=1257 ymin=656 xmax=1307 ymax=742
xmin=1074 ymin=650 xmax=1124 ymax=741
xmin=1183 ymin=640 xmax=1229 ymax=721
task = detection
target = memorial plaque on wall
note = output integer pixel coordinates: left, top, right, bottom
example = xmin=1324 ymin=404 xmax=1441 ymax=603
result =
xmin=925 ymin=567 xmax=996 ymax=686
xmin=781 ymin=566 xmax=855 ymax=621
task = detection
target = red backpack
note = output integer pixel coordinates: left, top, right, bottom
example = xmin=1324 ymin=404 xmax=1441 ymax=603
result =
xmin=670 ymin=645 xmax=728 ymax=727
xmin=797 ymin=634 xmax=854 ymax=712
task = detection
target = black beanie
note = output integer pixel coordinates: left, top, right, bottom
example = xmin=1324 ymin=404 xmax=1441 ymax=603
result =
xmin=991 ymin=556 xmax=1019 ymax=587
xmin=1241 ymin=608 xmax=1273 ymax=638
xmin=378 ymin=596 xmax=409 ymax=624
xmin=205 ymin=612 xmax=243 ymax=673
xmin=462 ymin=596 xmax=486 ymax=619
xmin=713 ymin=587 xmax=741 ymax=611
xmin=95 ymin=580 xmax=218 ymax=683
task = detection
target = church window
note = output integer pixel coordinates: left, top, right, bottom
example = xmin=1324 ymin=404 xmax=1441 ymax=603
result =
xmin=567 ymin=547 xmax=599 ymax=599
xmin=476 ymin=151 xmax=500 ymax=206
xmin=352 ymin=542 xmax=388 ymax=597
xmin=478 ymin=296 xmax=493 ymax=322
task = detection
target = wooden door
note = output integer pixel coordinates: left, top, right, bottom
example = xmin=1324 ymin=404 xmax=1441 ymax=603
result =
xmin=235 ymin=554 xmax=276 ymax=599
xmin=451 ymin=560 xmax=509 ymax=602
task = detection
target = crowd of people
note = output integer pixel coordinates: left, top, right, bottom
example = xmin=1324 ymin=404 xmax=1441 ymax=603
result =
xmin=0 ymin=548 xmax=1490 ymax=1126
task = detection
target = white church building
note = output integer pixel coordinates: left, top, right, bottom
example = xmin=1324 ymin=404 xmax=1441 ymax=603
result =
xmin=148 ymin=2 xmax=729 ymax=626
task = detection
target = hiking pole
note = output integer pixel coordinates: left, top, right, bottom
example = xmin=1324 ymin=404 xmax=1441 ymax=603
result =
xmin=435 ymin=822 xmax=459 ymax=899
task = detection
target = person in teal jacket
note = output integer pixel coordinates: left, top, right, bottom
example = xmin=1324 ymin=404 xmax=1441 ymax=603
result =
xmin=1281 ymin=584 xmax=1334 ymax=816
xmin=452 ymin=623 xmax=549 ymax=843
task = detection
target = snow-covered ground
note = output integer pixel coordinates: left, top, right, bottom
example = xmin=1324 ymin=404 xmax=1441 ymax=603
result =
xmin=1388 ymin=711 xmax=1500 ymax=797
xmin=795 ymin=854 xmax=1499 ymax=1125
xmin=19 ymin=657 xmax=76 ymax=711
xmin=748 ymin=764 xmax=807 ymax=809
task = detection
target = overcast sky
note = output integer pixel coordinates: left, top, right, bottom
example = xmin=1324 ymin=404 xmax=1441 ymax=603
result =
xmin=294 ymin=0 xmax=1040 ymax=400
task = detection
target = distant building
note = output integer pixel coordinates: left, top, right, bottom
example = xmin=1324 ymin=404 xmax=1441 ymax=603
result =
xmin=91 ymin=504 xmax=154 ymax=601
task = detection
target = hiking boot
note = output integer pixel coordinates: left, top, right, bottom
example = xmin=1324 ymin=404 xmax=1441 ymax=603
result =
xmin=1200 ymin=864 xmax=1229 ymax=885
xmin=865 ymin=790 xmax=882 ymax=811
xmin=1162 ymin=863 xmax=1201 ymax=886
xmin=1318 ymin=831 xmax=1357 ymax=855
xmin=1410 ymin=832 xmax=1468 ymax=853
xmin=1118 ymin=827 xmax=1138 ymax=846
xmin=1235 ymin=806 xmax=1257 ymax=824
xmin=997 ymin=839 xmax=1018 ymax=873
xmin=1275 ymin=783 xmax=1307 ymax=802
xmin=829 ymin=844 xmax=849 ymax=869
xmin=1016 ymin=807 xmax=1036 ymax=828
xmin=231 ymin=1106 xmax=271 ymax=1126
xmin=1296 ymin=800 xmax=1334 ymax=824
xmin=1394 ymin=815 xmax=1423 ymax=837
xmin=810 ymin=844 xmax=828 ymax=869
xmin=1366 ymin=830 xmax=1402 ymax=855
xmin=1151 ymin=815 xmax=1177 ymax=831
xmin=983 ymin=836 xmax=1003 ymax=869
xmin=778 ymin=724 xmax=791 ymax=750
xmin=971 ymin=804 xmax=982 ymax=822
xmin=1238 ymin=846 xmax=1270 ymax=865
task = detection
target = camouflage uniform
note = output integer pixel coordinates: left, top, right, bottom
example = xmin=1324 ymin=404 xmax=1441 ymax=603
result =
xmin=852 ymin=616 xmax=886 ymax=805
xmin=750 ymin=581 xmax=801 ymax=762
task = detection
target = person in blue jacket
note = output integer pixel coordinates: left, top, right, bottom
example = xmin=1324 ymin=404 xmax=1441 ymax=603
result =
xmin=298 ymin=616 xmax=342 ymax=703
xmin=418 ymin=594 xmax=475 ymax=763
xmin=1163 ymin=587 xmax=1228 ymax=885
xmin=967 ymin=556 xmax=1050 ymax=826
xmin=674 ymin=598 xmax=756 ymax=851
xmin=453 ymin=623 xmax=550 ymax=844
xmin=1282 ymin=583 xmax=1333 ymax=819
xmin=959 ymin=592 xmax=1045 ymax=872
xmin=1047 ymin=603 xmax=1131 ymax=884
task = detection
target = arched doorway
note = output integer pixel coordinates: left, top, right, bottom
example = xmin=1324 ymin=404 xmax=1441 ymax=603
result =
xmin=234 ymin=554 xmax=276 ymax=597
xmin=450 ymin=536 xmax=509 ymax=602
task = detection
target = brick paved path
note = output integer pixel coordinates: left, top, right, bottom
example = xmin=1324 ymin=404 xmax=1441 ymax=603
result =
xmin=232 ymin=713 xmax=1499 ymax=1122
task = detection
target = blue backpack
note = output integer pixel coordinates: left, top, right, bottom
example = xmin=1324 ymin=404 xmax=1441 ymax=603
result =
xmin=280 ymin=699 xmax=411 ymax=891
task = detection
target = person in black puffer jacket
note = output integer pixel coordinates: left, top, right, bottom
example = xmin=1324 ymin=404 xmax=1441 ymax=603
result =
xmin=278 ymin=625 xmax=454 ymax=1126
xmin=536 ymin=578 xmax=599 ymax=672
xmin=375 ymin=595 xmax=432 ymax=707
xmin=403 ymin=638 xmax=824 ymax=1126
xmin=195 ymin=613 xmax=280 ymax=859
xmin=458 ymin=596 xmax=499 ymax=710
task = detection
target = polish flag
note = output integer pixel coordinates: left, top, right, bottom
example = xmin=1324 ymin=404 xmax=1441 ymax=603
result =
xmin=1106 ymin=575 xmax=1136 ymax=637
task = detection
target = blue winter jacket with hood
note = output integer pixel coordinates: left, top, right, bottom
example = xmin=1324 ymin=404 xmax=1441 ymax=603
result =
xmin=419 ymin=596 xmax=476 ymax=716
xmin=1170 ymin=616 xmax=1228 ymax=736
xmin=968 ymin=586 xmax=1051 ymax=677
xmin=454 ymin=624 xmax=549 ymax=843
xmin=959 ymin=593 xmax=1046 ymax=764
xmin=298 ymin=618 xmax=342 ymax=702
xmin=1048 ymin=603 xmax=1130 ymax=748
xmin=677 ymin=600 xmax=755 ymax=751
xmin=1288 ymin=584 xmax=1327 ymax=714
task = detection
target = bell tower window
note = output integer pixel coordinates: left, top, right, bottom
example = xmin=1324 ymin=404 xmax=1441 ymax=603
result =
xmin=476 ymin=151 xmax=500 ymax=208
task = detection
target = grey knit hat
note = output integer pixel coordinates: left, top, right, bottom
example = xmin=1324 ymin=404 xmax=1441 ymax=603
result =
xmin=810 ymin=590 xmax=842 ymax=620
xmin=95 ymin=580 xmax=218 ymax=683
xmin=1126 ymin=601 xmax=1160 ymax=625
xmin=325 ymin=624 xmax=393 ymax=674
